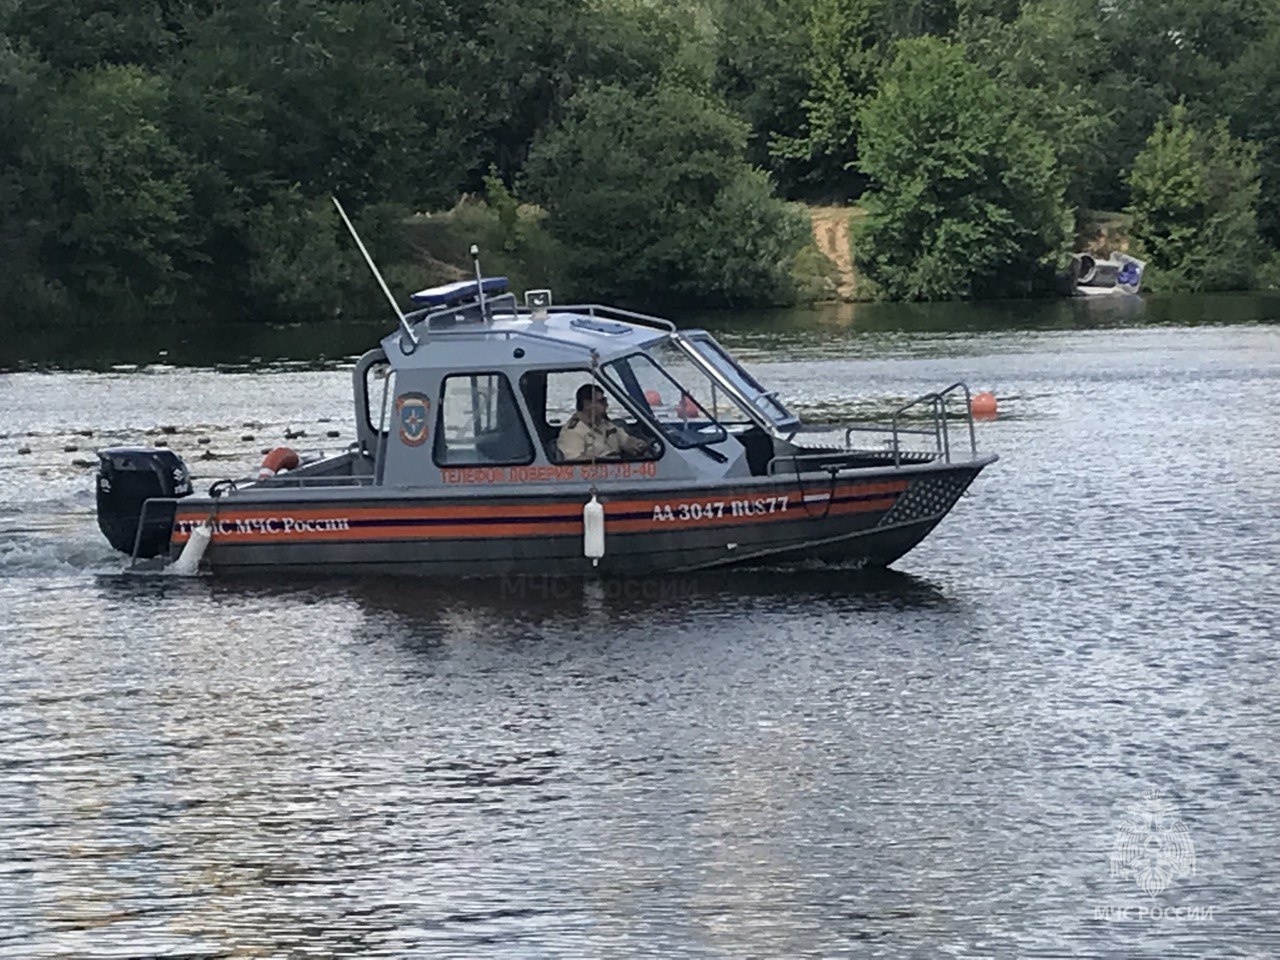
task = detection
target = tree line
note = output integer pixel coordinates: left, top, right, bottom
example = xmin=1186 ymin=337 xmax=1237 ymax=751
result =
xmin=1 ymin=0 xmax=1277 ymax=324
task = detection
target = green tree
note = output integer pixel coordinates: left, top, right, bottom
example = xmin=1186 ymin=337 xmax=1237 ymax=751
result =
xmin=960 ymin=0 xmax=1118 ymax=212
xmin=1089 ymin=0 xmax=1278 ymax=209
xmin=1 ymin=0 xmax=203 ymax=72
xmin=854 ymin=37 xmax=1069 ymax=300
xmin=764 ymin=0 xmax=960 ymax=200
xmin=884 ymin=0 xmax=958 ymax=39
xmin=0 ymin=33 xmax=50 ymax=317
xmin=174 ymin=2 xmax=436 ymax=208
xmin=1126 ymin=104 xmax=1262 ymax=291
xmin=1103 ymin=0 xmax=1276 ymax=108
xmin=420 ymin=0 xmax=699 ymax=191
xmin=712 ymin=0 xmax=816 ymax=195
xmin=244 ymin=189 xmax=416 ymax=321
xmin=521 ymin=83 xmax=809 ymax=305
xmin=769 ymin=0 xmax=889 ymax=200
xmin=162 ymin=0 xmax=459 ymax=318
xmin=22 ymin=65 xmax=197 ymax=316
xmin=1223 ymin=24 xmax=1280 ymax=247
xmin=482 ymin=166 xmax=520 ymax=252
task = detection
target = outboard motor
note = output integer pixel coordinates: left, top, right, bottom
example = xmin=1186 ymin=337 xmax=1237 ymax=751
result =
xmin=95 ymin=447 xmax=192 ymax=557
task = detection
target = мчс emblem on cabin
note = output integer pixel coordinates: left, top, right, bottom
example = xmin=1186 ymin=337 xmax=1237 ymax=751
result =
xmin=396 ymin=392 xmax=432 ymax=446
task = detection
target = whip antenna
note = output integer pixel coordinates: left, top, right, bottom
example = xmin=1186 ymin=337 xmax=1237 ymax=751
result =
xmin=332 ymin=196 xmax=418 ymax=348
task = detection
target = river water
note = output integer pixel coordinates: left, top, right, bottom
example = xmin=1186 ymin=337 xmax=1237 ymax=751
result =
xmin=1 ymin=294 xmax=1277 ymax=957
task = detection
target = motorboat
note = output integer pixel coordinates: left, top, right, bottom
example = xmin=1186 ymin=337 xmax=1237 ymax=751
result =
xmin=95 ymin=207 xmax=997 ymax=578
xmin=1070 ymin=251 xmax=1145 ymax=296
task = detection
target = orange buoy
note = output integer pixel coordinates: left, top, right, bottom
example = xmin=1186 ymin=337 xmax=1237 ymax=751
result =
xmin=970 ymin=391 xmax=998 ymax=420
xmin=644 ymin=389 xmax=663 ymax=406
xmin=258 ymin=446 xmax=300 ymax=479
xmin=676 ymin=393 xmax=700 ymax=419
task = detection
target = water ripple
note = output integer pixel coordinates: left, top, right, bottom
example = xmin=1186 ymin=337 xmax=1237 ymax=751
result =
xmin=1 ymin=319 xmax=1277 ymax=956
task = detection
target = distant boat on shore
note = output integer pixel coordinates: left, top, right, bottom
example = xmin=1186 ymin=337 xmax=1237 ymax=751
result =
xmin=1070 ymin=251 xmax=1145 ymax=296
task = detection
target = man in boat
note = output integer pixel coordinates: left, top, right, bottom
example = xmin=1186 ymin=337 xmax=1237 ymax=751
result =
xmin=557 ymin=384 xmax=650 ymax=461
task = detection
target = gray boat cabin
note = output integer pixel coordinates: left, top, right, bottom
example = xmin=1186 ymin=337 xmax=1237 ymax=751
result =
xmin=345 ymin=277 xmax=817 ymax=492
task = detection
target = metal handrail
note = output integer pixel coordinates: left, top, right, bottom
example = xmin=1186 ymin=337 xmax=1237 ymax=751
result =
xmin=766 ymin=449 xmax=923 ymax=476
xmin=843 ymin=424 xmax=937 ymax=442
xmin=760 ymin=381 xmax=982 ymax=476
xmin=890 ymin=393 xmax=939 ymax=466
xmin=416 ymin=325 xmax=601 ymax=356
xmin=129 ymin=497 xmax=171 ymax=566
xmin=252 ymin=475 xmax=376 ymax=489
xmin=937 ymin=382 xmax=977 ymax=463
xmin=766 ymin=451 xmax=847 ymax=475
xmin=404 ymin=300 xmax=675 ymax=334
xmin=556 ymin=303 xmax=677 ymax=332
xmin=768 ymin=443 xmax=953 ymax=475
xmin=405 ymin=292 xmax=521 ymax=331
xmin=888 ymin=382 xmax=977 ymax=467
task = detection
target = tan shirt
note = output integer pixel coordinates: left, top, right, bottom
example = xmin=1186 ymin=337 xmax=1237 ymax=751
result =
xmin=557 ymin=414 xmax=638 ymax=461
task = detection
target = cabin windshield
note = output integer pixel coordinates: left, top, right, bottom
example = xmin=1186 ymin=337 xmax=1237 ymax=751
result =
xmin=601 ymin=342 xmax=737 ymax=449
xmin=680 ymin=333 xmax=797 ymax=429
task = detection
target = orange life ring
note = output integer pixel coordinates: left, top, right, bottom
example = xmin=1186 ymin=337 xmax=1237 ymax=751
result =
xmin=258 ymin=446 xmax=300 ymax=479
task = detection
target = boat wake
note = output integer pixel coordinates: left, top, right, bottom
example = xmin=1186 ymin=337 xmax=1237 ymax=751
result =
xmin=0 ymin=514 xmax=122 ymax=578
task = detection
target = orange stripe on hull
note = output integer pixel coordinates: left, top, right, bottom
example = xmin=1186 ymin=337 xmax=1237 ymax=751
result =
xmin=172 ymin=519 xmax=585 ymax=544
xmin=170 ymin=480 xmax=909 ymax=546
xmin=173 ymin=501 xmax=586 ymax=525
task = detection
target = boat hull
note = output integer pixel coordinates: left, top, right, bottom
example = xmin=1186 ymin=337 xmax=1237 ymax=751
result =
xmin=163 ymin=460 xmax=991 ymax=577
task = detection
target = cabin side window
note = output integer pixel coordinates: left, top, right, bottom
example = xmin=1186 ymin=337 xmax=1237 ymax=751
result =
xmin=433 ymin=373 xmax=535 ymax=467
xmin=519 ymin=370 xmax=661 ymax=463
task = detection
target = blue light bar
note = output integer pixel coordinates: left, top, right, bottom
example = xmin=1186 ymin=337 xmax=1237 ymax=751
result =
xmin=409 ymin=276 xmax=509 ymax=307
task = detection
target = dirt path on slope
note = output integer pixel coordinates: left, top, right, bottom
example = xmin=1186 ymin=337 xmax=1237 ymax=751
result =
xmin=809 ymin=206 xmax=858 ymax=301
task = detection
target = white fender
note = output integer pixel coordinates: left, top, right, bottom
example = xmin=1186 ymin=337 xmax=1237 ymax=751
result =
xmin=171 ymin=522 xmax=211 ymax=576
xmin=583 ymin=494 xmax=605 ymax=565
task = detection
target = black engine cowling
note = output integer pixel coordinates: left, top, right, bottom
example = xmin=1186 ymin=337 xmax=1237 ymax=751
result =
xmin=96 ymin=447 xmax=193 ymax=557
